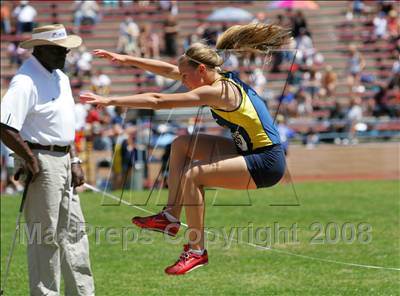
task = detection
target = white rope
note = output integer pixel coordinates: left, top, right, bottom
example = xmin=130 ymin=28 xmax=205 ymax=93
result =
xmin=83 ymin=183 xmax=400 ymax=272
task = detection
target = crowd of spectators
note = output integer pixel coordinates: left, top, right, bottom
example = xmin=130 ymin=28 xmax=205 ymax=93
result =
xmin=341 ymin=1 xmax=399 ymax=127
xmin=269 ymin=2 xmax=399 ymax=147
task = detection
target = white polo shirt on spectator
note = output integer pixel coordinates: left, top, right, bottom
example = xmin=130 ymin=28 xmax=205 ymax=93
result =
xmin=13 ymin=4 xmax=37 ymax=23
xmin=1 ymin=55 xmax=76 ymax=146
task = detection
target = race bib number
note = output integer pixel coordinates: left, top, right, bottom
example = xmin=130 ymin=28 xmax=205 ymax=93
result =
xmin=232 ymin=131 xmax=248 ymax=152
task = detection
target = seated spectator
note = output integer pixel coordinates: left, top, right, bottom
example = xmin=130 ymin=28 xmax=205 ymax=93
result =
xmin=276 ymin=114 xmax=295 ymax=155
xmin=159 ymin=143 xmax=171 ymax=188
xmin=73 ymin=0 xmax=100 ymax=32
xmin=296 ymin=28 xmax=314 ymax=63
xmin=222 ymin=53 xmax=239 ymax=72
xmin=287 ymin=62 xmax=302 ymax=85
xmin=112 ymin=106 xmax=126 ymax=127
xmin=387 ymin=10 xmax=399 ymax=39
xmin=378 ymin=1 xmax=393 ymax=16
xmin=329 ymin=101 xmax=347 ymax=144
xmin=373 ymin=12 xmax=388 ymax=40
xmin=76 ymin=45 xmax=93 ymax=77
xmin=346 ymin=44 xmax=365 ymax=94
xmin=92 ymin=123 xmax=113 ymax=151
xmin=372 ymin=85 xmax=396 ymax=118
xmin=345 ymin=2 xmax=355 ymax=23
xmin=139 ymin=23 xmax=160 ymax=58
xmin=183 ymin=31 xmax=201 ymax=51
xmin=346 ymin=97 xmax=363 ymax=144
xmin=74 ymin=97 xmax=89 ymax=153
xmin=86 ymin=105 xmax=101 ymax=124
xmin=284 ymin=8 xmax=294 ymax=27
xmin=391 ymin=54 xmax=400 ymax=79
xmin=7 ymin=41 xmax=27 ymax=69
xmin=13 ymin=1 xmax=37 ymax=34
xmin=120 ymin=129 xmax=145 ymax=189
xmin=320 ymin=65 xmax=337 ymax=98
xmin=296 ymin=88 xmax=313 ymax=116
xmin=254 ymin=12 xmax=267 ymax=24
xmin=302 ymin=127 xmax=319 ymax=149
xmin=291 ymin=10 xmax=308 ymax=38
xmin=302 ymin=67 xmax=321 ymax=100
xmin=117 ymin=15 xmax=140 ymax=55
xmin=163 ymin=15 xmax=178 ymax=57
xmin=202 ymin=27 xmax=219 ymax=47
xmin=240 ymin=70 xmax=253 ymax=86
xmin=1 ymin=142 xmax=23 ymax=195
xmin=65 ymin=48 xmax=81 ymax=76
xmin=275 ymin=14 xmax=285 ymax=26
xmin=271 ymin=49 xmax=284 ymax=73
xmin=249 ymin=68 xmax=267 ymax=96
xmin=159 ymin=0 xmax=178 ymax=16
xmin=111 ymin=133 xmax=126 ymax=190
xmin=184 ymin=21 xmax=207 ymax=50
xmin=353 ymin=0 xmax=364 ymax=15
xmin=71 ymin=77 xmax=84 ymax=97
xmin=49 ymin=3 xmax=59 ymax=24
xmin=91 ymin=69 xmax=111 ymax=95
xmin=1 ymin=2 xmax=12 ymax=34
xmin=330 ymin=101 xmax=346 ymax=120
xmin=276 ymin=87 xmax=297 ymax=117
xmin=277 ymin=86 xmax=296 ymax=104
xmin=274 ymin=14 xmax=296 ymax=64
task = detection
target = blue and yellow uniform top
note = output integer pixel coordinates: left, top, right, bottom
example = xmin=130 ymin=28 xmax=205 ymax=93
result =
xmin=210 ymin=71 xmax=280 ymax=154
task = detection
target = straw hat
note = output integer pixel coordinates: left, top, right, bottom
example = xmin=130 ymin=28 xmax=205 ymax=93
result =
xmin=20 ymin=24 xmax=82 ymax=49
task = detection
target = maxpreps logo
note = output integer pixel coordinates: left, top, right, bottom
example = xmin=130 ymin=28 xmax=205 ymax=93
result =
xmin=51 ymin=31 xmax=66 ymax=39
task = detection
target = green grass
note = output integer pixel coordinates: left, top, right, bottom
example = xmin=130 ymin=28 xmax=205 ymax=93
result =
xmin=1 ymin=180 xmax=399 ymax=295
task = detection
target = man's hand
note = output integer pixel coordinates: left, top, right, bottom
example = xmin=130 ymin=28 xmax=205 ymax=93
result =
xmin=26 ymin=155 xmax=40 ymax=181
xmin=1 ymin=124 xmax=40 ymax=181
xmin=71 ymin=163 xmax=85 ymax=188
xmin=14 ymin=155 xmax=40 ymax=182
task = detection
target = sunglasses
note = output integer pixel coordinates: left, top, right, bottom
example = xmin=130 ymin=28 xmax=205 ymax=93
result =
xmin=35 ymin=45 xmax=71 ymax=55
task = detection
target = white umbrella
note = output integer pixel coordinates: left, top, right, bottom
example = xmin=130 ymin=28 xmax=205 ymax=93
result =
xmin=207 ymin=7 xmax=254 ymax=22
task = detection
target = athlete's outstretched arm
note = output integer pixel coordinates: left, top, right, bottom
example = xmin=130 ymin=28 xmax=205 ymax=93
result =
xmin=93 ymin=49 xmax=181 ymax=80
xmin=80 ymin=86 xmax=222 ymax=110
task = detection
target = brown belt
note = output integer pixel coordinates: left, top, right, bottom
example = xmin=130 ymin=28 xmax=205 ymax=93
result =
xmin=27 ymin=142 xmax=70 ymax=153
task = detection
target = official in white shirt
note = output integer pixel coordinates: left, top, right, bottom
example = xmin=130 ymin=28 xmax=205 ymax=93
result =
xmin=0 ymin=24 xmax=95 ymax=296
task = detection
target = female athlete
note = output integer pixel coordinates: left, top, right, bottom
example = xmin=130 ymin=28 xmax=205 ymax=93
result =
xmin=81 ymin=23 xmax=291 ymax=275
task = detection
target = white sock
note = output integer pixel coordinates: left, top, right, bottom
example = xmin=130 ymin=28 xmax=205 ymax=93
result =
xmin=190 ymin=248 xmax=205 ymax=255
xmin=163 ymin=211 xmax=179 ymax=223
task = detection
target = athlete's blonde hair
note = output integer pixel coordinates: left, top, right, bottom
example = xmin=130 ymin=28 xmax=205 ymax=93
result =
xmin=180 ymin=23 xmax=291 ymax=69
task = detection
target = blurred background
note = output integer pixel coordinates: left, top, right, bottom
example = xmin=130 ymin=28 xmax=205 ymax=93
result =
xmin=1 ymin=0 xmax=399 ymax=194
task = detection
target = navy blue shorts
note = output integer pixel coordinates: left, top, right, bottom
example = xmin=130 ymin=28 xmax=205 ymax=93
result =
xmin=242 ymin=144 xmax=286 ymax=188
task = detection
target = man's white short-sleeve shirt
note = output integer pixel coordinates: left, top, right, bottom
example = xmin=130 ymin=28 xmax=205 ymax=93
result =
xmin=1 ymin=56 xmax=76 ymax=146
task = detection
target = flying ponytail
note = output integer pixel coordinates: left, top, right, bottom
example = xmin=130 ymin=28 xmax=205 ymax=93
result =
xmin=181 ymin=23 xmax=291 ymax=69
xmin=216 ymin=23 xmax=292 ymax=52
